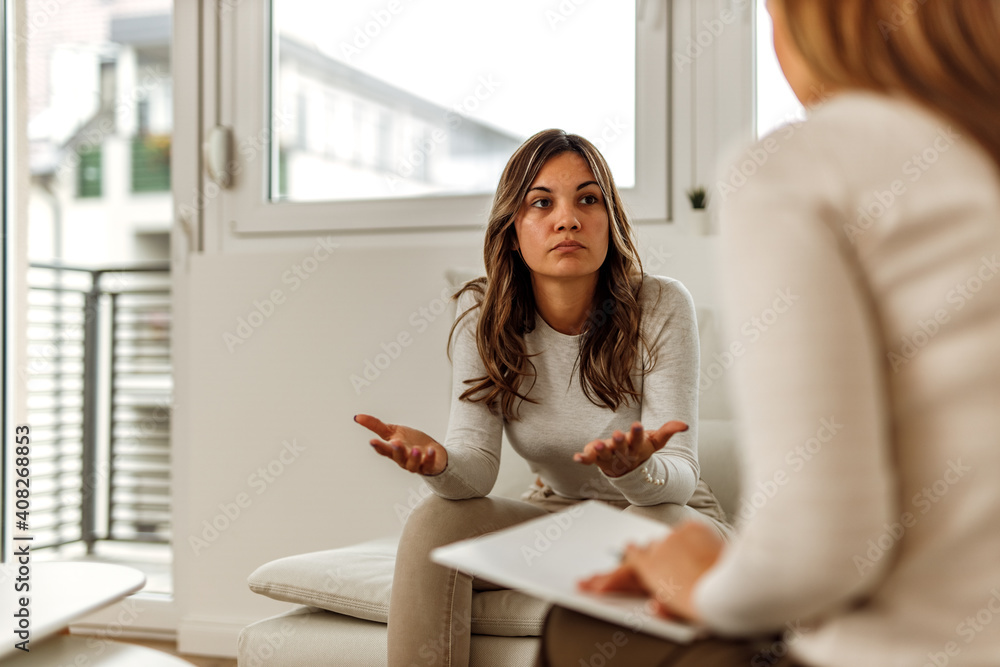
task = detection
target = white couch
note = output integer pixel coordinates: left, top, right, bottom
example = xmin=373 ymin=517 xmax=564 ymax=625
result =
xmin=237 ymin=287 xmax=741 ymax=667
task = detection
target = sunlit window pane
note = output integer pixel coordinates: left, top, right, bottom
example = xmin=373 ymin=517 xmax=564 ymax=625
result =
xmin=272 ymin=1 xmax=636 ymax=203
xmin=27 ymin=2 xmax=173 ymax=263
xmin=755 ymin=2 xmax=803 ymax=139
xmin=23 ymin=0 xmax=174 ymax=592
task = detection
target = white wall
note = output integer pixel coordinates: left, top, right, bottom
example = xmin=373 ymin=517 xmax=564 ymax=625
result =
xmin=175 ymin=244 xmax=474 ymax=648
xmin=169 ymin=1 xmax=755 ymax=656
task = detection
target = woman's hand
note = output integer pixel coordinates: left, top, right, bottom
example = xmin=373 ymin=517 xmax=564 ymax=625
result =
xmin=578 ymin=521 xmax=723 ymax=623
xmin=573 ymin=421 xmax=688 ymax=478
xmin=354 ymin=414 xmax=448 ymax=476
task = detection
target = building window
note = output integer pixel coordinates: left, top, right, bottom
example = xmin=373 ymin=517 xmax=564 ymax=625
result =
xmin=77 ymin=145 xmax=103 ymax=198
xmin=131 ymin=135 xmax=171 ymax=192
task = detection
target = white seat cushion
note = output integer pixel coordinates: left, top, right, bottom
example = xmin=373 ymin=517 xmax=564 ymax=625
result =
xmin=238 ymin=607 xmax=542 ymax=667
xmin=247 ymin=537 xmax=551 ymax=636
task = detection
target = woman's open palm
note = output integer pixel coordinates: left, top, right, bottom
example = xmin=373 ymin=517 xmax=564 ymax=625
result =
xmin=573 ymin=421 xmax=688 ymax=478
xmin=355 ymin=414 xmax=448 ymax=475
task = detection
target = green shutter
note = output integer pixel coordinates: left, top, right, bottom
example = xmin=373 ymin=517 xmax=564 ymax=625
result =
xmin=131 ymin=136 xmax=172 ymax=192
xmin=77 ymin=146 xmax=102 ymax=198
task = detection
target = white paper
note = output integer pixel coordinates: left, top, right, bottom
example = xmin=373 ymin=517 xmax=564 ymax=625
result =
xmin=431 ymin=500 xmax=701 ymax=643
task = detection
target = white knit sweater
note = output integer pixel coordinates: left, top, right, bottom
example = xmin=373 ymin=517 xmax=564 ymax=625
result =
xmin=695 ymin=91 xmax=1000 ymax=667
xmin=426 ymin=275 xmax=704 ymax=508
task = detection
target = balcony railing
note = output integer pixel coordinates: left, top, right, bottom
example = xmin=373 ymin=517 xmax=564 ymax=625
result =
xmin=26 ymin=263 xmax=172 ymax=553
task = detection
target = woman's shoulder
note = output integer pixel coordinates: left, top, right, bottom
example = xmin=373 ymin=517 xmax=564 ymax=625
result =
xmin=808 ymin=89 xmax=944 ymax=133
xmin=717 ymin=90 xmax=979 ymax=232
xmin=731 ymin=92 xmax=927 ymax=159
xmin=454 ymin=277 xmax=486 ymax=312
xmin=638 ymin=274 xmax=696 ymax=321
xmin=449 ymin=279 xmax=486 ymax=354
xmin=726 ymin=91 xmax=950 ymax=184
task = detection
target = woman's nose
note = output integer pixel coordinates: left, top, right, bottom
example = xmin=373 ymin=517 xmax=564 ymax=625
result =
xmin=554 ymin=202 xmax=581 ymax=231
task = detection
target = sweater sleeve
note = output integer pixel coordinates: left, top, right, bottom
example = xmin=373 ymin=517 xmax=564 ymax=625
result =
xmin=604 ymin=278 xmax=701 ymax=506
xmin=693 ymin=128 xmax=897 ymax=635
xmin=421 ymin=287 xmax=504 ymax=499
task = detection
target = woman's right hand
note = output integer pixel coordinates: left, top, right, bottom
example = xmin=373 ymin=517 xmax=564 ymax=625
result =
xmin=354 ymin=414 xmax=448 ymax=475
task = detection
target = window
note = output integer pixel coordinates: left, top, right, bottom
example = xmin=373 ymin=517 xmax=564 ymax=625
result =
xmin=217 ymin=1 xmax=669 ymax=232
xmin=755 ymin=3 xmax=804 ymax=139
xmin=13 ymin=0 xmax=175 ymax=599
xmin=77 ymin=145 xmax=102 ymax=198
xmin=131 ymin=135 xmax=171 ymax=192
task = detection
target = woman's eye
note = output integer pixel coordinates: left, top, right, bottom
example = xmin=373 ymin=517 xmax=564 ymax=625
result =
xmin=530 ymin=198 xmax=551 ymax=208
xmin=580 ymin=194 xmax=600 ymax=205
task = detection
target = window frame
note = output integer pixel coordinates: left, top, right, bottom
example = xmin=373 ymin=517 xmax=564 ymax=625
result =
xmin=217 ymin=1 xmax=670 ymax=234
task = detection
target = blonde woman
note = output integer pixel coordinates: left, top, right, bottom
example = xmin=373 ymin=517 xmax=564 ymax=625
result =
xmin=356 ymin=129 xmax=730 ymax=666
xmin=538 ymin=1 xmax=1000 ymax=665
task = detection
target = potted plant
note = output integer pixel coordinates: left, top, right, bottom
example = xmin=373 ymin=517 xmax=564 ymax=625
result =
xmin=686 ymin=186 xmax=711 ymax=235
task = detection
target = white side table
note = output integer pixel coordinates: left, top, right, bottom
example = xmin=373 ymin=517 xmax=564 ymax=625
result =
xmin=4 ymin=634 xmax=195 ymax=665
xmin=0 ymin=561 xmax=189 ymax=665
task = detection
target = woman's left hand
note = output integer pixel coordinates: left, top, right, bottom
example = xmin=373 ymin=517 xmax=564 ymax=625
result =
xmin=573 ymin=421 xmax=688 ymax=478
xmin=578 ymin=520 xmax=723 ymax=623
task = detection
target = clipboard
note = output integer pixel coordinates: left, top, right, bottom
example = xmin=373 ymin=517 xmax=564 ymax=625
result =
xmin=431 ymin=500 xmax=700 ymax=643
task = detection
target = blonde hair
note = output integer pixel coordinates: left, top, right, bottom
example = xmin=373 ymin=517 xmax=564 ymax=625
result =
xmin=449 ymin=129 xmax=647 ymax=420
xmin=774 ymin=0 xmax=1000 ymax=170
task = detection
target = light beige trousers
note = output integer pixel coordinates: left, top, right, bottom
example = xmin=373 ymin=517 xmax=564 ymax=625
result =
xmin=387 ymin=480 xmax=731 ymax=667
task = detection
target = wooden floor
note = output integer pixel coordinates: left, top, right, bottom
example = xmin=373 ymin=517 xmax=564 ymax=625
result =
xmin=120 ymin=639 xmax=237 ymax=667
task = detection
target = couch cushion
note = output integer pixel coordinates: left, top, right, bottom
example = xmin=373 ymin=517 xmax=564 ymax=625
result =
xmin=247 ymin=537 xmax=551 ymax=636
xmin=697 ymin=419 xmax=742 ymax=520
xmin=238 ymin=606 xmax=542 ymax=667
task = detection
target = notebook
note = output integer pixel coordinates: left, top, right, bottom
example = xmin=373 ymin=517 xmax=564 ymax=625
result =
xmin=430 ymin=500 xmax=701 ymax=643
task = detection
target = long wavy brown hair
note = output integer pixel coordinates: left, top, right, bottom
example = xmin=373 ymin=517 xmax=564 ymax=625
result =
xmin=773 ymin=0 xmax=1000 ymax=171
xmin=448 ymin=129 xmax=647 ymax=420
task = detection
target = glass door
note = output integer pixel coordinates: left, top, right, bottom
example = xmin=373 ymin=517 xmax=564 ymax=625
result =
xmin=4 ymin=0 xmax=175 ymax=596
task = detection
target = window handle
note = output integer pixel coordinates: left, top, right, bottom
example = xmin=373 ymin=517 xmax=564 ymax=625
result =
xmin=638 ymin=0 xmax=667 ymax=28
xmin=203 ymin=125 xmax=234 ymax=188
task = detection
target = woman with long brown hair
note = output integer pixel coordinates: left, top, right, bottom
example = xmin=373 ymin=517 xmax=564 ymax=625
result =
xmin=356 ymin=128 xmax=730 ymax=666
xmin=537 ymin=0 xmax=1000 ymax=665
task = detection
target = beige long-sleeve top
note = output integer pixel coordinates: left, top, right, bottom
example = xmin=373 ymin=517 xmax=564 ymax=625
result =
xmin=695 ymin=91 xmax=1000 ymax=666
xmin=425 ymin=275 xmax=702 ymax=507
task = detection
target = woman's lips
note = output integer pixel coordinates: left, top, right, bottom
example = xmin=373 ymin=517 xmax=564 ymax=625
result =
xmin=552 ymin=241 xmax=585 ymax=252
